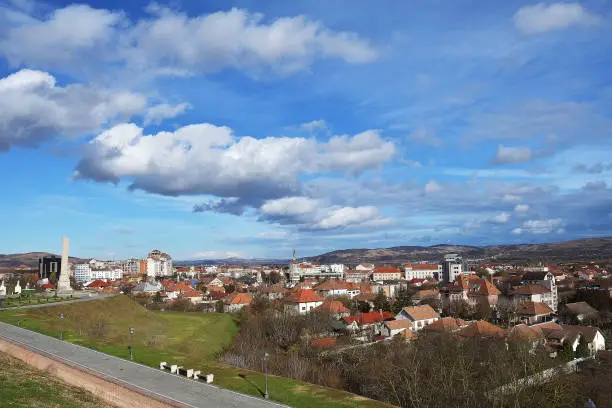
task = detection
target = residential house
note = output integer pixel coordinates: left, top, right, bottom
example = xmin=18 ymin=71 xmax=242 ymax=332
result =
xmin=314 ymin=280 xmax=350 ymax=298
xmin=535 ymin=322 xmax=605 ymax=357
xmin=342 ymin=311 xmax=395 ymax=335
xmin=395 ymin=305 xmax=440 ymax=331
xmin=521 ymin=271 xmax=558 ymax=312
xmin=561 ymin=301 xmax=599 ymax=322
xmin=372 ymin=267 xmax=402 ymax=282
xmin=559 ymin=325 xmax=606 ymax=355
xmin=516 ymin=301 xmax=554 ymax=324
xmin=510 ymin=284 xmax=555 ymax=312
xmin=425 ymin=317 xmax=467 ymax=333
xmin=413 ymin=289 xmax=441 ymax=305
xmin=223 ymin=292 xmax=253 ymax=312
xmin=465 ymin=278 xmax=501 ymax=308
xmin=356 ymin=263 xmax=375 ymax=271
xmin=353 ymin=292 xmax=377 ymax=310
xmin=258 ymin=285 xmax=287 ymax=301
xmin=284 ymin=289 xmax=324 ymax=314
xmin=405 ymin=263 xmax=442 ymax=280
xmin=132 ymin=280 xmax=162 ymax=294
xmin=314 ymin=300 xmax=350 ymax=318
xmin=381 ymin=319 xmax=415 ymax=338
xmin=458 ymin=321 xmax=505 ymax=339
xmin=200 ymin=276 xmax=224 ymax=287
xmin=507 ymin=324 xmax=545 ymax=347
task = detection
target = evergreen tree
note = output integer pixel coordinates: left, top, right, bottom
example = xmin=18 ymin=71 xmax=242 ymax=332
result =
xmin=373 ymin=289 xmax=391 ymax=312
xmin=391 ymin=287 xmax=413 ymax=314
xmin=49 ymin=272 xmax=57 ymax=284
xmin=560 ymin=341 xmax=574 ymax=362
xmin=576 ymin=335 xmax=590 ymax=358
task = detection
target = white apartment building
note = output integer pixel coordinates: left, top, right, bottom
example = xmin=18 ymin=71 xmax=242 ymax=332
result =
xmin=442 ymin=254 xmax=464 ymax=284
xmin=146 ymin=250 xmax=173 ymax=278
xmin=330 ymin=264 xmax=346 ymax=278
xmin=90 ymin=268 xmax=123 ymax=281
xmin=288 ymin=261 xmax=343 ymax=282
xmin=405 ymin=263 xmax=442 ymax=280
xmin=74 ymin=263 xmax=92 ymax=282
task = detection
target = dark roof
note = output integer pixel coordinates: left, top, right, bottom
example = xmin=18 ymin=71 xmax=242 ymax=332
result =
xmin=521 ymin=271 xmax=551 ymax=281
xmin=564 ymin=301 xmax=598 ymax=317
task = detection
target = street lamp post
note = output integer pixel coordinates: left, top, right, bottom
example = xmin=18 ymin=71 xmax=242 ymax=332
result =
xmin=129 ymin=327 xmax=135 ymax=361
xmin=263 ymin=352 xmax=269 ymax=399
xmin=59 ymin=313 xmax=64 ymax=340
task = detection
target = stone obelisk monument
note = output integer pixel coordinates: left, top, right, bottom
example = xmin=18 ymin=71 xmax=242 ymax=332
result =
xmin=56 ymin=236 xmax=73 ymax=295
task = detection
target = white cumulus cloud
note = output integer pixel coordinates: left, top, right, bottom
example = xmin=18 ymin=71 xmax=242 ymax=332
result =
xmin=514 ymin=204 xmax=530 ymax=213
xmin=512 ymin=218 xmax=564 ymax=234
xmin=259 ymin=196 xmax=392 ymax=230
xmin=74 ymin=123 xmax=395 ymax=200
xmin=144 ymin=103 xmax=191 ymax=126
xmin=514 ymin=3 xmax=600 ymax=35
xmin=425 ymin=180 xmax=443 ymax=194
xmin=1 ymin=5 xmax=378 ymax=78
xmin=0 ymin=69 xmax=147 ymax=150
xmin=490 ymin=145 xmax=532 ymax=165
xmin=490 ymin=212 xmax=511 ymax=224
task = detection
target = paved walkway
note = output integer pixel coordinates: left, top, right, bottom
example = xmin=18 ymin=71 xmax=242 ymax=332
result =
xmin=0 ymin=322 xmax=288 ymax=408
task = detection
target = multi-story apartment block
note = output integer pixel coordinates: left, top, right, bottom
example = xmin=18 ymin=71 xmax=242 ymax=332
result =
xmin=146 ymin=250 xmax=173 ymax=278
xmin=73 ymin=263 xmax=92 ymax=282
xmin=442 ymin=254 xmax=465 ymax=284
xmin=288 ymin=261 xmax=343 ymax=281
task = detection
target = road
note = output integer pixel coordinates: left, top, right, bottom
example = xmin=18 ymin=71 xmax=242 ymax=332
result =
xmin=0 ymin=322 xmax=289 ymax=408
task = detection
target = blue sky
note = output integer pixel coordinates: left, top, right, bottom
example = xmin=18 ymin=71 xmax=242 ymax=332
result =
xmin=1 ymin=0 xmax=611 ymax=260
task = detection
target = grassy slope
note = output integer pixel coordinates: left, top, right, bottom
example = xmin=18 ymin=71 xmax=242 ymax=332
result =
xmin=0 ymin=352 xmax=117 ymax=408
xmin=0 ymin=296 xmax=389 ymax=408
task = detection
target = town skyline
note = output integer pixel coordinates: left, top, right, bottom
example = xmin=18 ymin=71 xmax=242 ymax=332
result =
xmin=1 ymin=1 xmax=612 ymax=259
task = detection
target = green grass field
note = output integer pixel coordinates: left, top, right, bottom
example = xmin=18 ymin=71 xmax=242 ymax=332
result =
xmin=0 ymin=296 xmax=390 ymax=408
xmin=0 ymin=352 xmax=117 ymax=408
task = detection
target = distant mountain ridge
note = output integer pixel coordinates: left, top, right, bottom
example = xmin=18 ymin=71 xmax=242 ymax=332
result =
xmin=306 ymin=237 xmax=612 ymax=264
xmin=3 ymin=237 xmax=611 ymax=268
xmin=0 ymin=252 xmax=87 ymax=269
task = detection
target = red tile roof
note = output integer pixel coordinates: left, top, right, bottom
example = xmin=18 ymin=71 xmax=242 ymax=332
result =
xmin=223 ymin=292 xmax=252 ymax=305
xmin=373 ymin=267 xmax=400 ymax=273
xmin=284 ymin=289 xmax=324 ymax=304
xmin=343 ymin=311 xmax=395 ymax=325
xmin=86 ymin=280 xmax=109 ymax=288
xmin=468 ymin=279 xmax=501 ymax=296
xmin=516 ymin=301 xmax=553 ymax=316
xmin=426 ymin=317 xmax=466 ymax=332
xmin=314 ymin=280 xmax=350 ymax=291
xmin=458 ymin=321 xmax=505 ymax=339
xmin=400 ymin=305 xmax=440 ymax=321
xmin=408 ymin=264 xmax=440 ymax=271
xmin=314 ymin=300 xmax=350 ymax=314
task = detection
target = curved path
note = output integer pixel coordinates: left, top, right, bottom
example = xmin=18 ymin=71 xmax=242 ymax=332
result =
xmin=0 ymin=322 xmax=289 ymax=408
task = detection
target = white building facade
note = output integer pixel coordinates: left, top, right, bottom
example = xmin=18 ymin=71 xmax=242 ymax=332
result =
xmin=74 ymin=263 xmax=92 ymax=282
xmin=146 ymin=250 xmax=173 ymax=278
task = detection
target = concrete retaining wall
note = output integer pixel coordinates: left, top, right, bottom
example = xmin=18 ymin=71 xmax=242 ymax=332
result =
xmin=0 ymin=337 xmax=182 ymax=408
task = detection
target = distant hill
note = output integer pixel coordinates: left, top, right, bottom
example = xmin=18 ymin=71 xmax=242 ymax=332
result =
xmin=0 ymin=252 xmax=87 ymax=269
xmin=306 ymin=237 xmax=612 ymax=264
xmin=174 ymin=258 xmax=290 ymax=266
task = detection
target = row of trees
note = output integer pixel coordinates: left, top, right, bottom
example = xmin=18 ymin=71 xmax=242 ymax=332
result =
xmin=224 ymin=295 xmax=608 ymax=407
